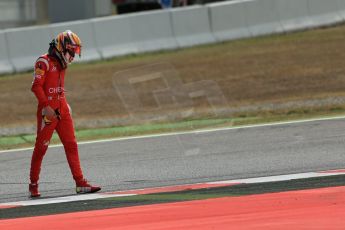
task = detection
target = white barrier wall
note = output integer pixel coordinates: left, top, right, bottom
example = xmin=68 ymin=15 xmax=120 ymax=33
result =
xmin=129 ymin=10 xmax=177 ymax=53
xmin=50 ymin=20 xmax=101 ymax=62
xmin=276 ymin=0 xmax=312 ymax=32
xmin=337 ymin=0 xmax=345 ymax=20
xmin=92 ymin=15 xmax=137 ymax=59
xmin=307 ymin=0 xmax=343 ymax=27
xmin=245 ymin=0 xmax=283 ymax=36
xmin=208 ymin=0 xmax=251 ymax=41
xmin=170 ymin=5 xmax=215 ymax=48
xmin=6 ymin=26 xmax=51 ymax=72
xmin=0 ymin=31 xmax=13 ymax=74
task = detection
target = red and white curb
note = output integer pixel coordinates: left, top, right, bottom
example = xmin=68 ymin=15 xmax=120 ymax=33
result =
xmin=1 ymin=169 xmax=345 ymax=209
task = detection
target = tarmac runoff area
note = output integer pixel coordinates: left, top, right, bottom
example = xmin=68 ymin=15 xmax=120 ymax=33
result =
xmin=1 ymin=169 xmax=345 ymax=229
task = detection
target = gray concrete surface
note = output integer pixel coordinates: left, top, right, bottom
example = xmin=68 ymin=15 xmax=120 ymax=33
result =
xmin=1 ymin=118 xmax=345 ymax=203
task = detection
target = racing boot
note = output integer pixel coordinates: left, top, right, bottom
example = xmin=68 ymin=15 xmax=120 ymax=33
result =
xmin=76 ymin=179 xmax=101 ymax=194
xmin=29 ymin=183 xmax=41 ymax=198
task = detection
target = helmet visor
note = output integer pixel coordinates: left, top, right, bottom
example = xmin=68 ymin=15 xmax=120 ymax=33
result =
xmin=66 ymin=44 xmax=81 ymax=57
xmin=74 ymin=46 xmax=81 ymax=55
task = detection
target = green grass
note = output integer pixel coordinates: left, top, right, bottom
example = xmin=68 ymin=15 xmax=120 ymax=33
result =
xmin=0 ymin=118 xmax=233 ymax=150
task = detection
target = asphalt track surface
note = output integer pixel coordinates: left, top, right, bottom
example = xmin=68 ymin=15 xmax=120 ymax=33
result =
xmin=1 ymin=117 xmax=345 ymax=203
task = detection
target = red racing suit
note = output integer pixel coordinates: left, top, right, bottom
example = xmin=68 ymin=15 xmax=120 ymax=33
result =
xmin=30 ymin=54 xmax=84 ymax=184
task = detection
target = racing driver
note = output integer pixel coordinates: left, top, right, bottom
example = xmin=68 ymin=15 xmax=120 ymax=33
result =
xmin=29 ymin=30 xmax=101 ymax=197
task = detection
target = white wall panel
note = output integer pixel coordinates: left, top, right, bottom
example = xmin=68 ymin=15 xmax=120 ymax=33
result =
xmin=307 ymin=0 xmax=343 ymax=27
xmin=6 ymin=25 xmax=51 ymax=72
xmin=171 ymin=5 xmax=215 ymax=48
xmin=276 ymin=0 xmax=313 ymax=32
xmin=0 ymin=31 xmax=14 ymax=74
xmin=92 ymin=15 xmax=137 ymax=59
xmin=337 ymin=0 xmax=345 ymax=20
xmin=244 ymin=0 xmax=284 ymax=36
xmin=208 ymin=0 xmax=251 ymax=41
xmin=129 ymin=10 xmax=177 ymax=53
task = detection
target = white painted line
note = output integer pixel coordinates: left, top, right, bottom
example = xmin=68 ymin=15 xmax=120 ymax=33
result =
xmin=0 ymin=147 xmax=34 ymax=154
xmin=1 ymin=169 xmax=345 ymax=208
xmin=1 ymin=193 xmax=136 ymax=207
xmin=1 ymin=115 xmax=345 ymax=154
xmin=208 ymin=171 xmax=345 ymax=184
